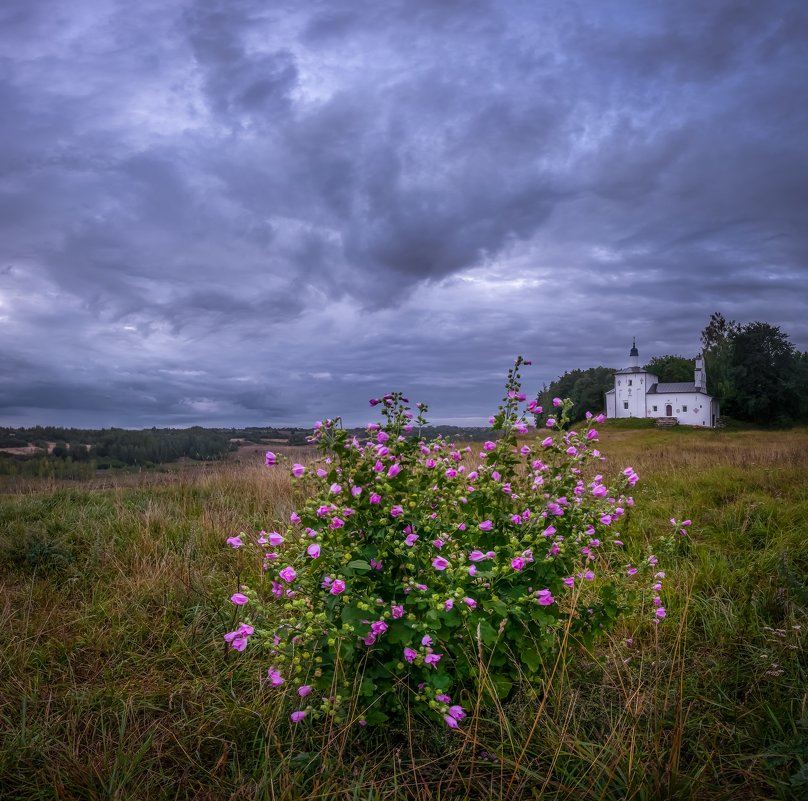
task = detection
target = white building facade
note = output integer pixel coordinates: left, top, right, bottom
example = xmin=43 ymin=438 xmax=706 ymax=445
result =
xmin=605 ymin=341 xmax=720 ymax=428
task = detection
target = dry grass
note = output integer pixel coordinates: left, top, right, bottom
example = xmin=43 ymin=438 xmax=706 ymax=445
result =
xmin=0 ymin=426 xmax=806 ymax=799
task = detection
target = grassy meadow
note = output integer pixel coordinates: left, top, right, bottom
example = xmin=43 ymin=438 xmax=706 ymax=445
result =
xmin=0 ymin=424 xmax=806 ymax=800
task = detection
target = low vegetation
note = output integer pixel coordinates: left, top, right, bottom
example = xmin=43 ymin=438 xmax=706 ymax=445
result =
xmin=0 ymin=412 xmax=806 ymax=799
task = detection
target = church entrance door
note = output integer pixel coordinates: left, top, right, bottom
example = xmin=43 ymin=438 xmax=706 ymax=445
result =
xmin=666 ymin=404 xmax=672 ymax=416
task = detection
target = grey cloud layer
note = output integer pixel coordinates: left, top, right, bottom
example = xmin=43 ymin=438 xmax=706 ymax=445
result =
xmin=1 ymin=0 xmax=806 ymax=426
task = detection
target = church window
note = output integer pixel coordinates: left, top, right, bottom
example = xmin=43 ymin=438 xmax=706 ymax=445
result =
xmin=628 ymin=379 xmax=632 ymax=386
xmin=623 ymin=402 xmax=629 ymax=410
xmin=652 ymin=405 xmax=658 ymax=411
xmin=682 ymin=405 xmax=687 ymax=412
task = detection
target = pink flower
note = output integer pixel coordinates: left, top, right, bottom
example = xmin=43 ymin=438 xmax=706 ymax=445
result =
xmin=330 ymin=517 xmax=344 ymax=529
xmin=351 ymin=485 xmax=363 ymax=497
xmin=387 ymin=463 xmax=401 ymax=478
xmin=371 ymin=620 xmax=389 ymax=635
xmin=224 ymin=623 xmax=254 ymax=651
xmin=268 ymin=531 xmax=284 ymax=546
xmin=444 ymin=599 xmax=454 ymax=610
xmin=390 ymin=505 xmax=404 ymax=518
xmin=370 ymin=493 xmax=381 ymax=504
xmin=391 ymin=604 xmax=404 ymax=619
xmin=541 ymin=436 xmax=553 ymax=448
xmin=444 ymin=714 xmax=459 ymax=729
xmin=587 ymin=429 xmax=598 ymax=440
xmin=563 ymin=576 xmax=574 ymax=587
xmin=230 ymin=593 xmax=249 ymax=605
xmin=448 ymin=705 xmax=466 ymax=720
xmin=511 ymin=557 xmax=526 ymax=571
xmin=279 ymin=566 xmax=296 ymax=583
xmin=479 ymin=520 xmax=493 ymax=531
xmin=265 ymin=451 xmax=277 ymax=466
xmin=432 ymin=556 xmax=450 ymax=571
xmin=546 ymin=418 xmax=556 ymax=428
xmin=484 ymin=440 xmax=496 ymax=451
xmin=424 ymin=653 xmax=442 ymax=666
xmin=469 ymin=550 xmax=486 ymax=562
xmin=655 ymin=607 xmax=667 ymax=619
xmin=463 ymin=597 xmax=477 ymax=609
xmin=405 ymin=533 xmax=419 ymax=547
xmin=421 ymin=635 xmax=433 ymax=646
xmin=542 ymin=525 xmax=557 ymax=537
xmin=290 ymin=711 xmax=307 ymax=723
xmin=292 ymin=463 xmax=305 ymax=477
xmin=627 ymin=566 xmax=637 ymax=576
xmin=330 ymin=579 xmax=346 ymax=595
xmin=403 ymin=647 xmax=417 ymax=663
xmin=552 ymin=397 xmax=562 ymax=407
xmin=377 ymin=431 xmax=389 ymax=443
xmin=267 ymin=668 xmax=283 ymax=686
xmin=298 ymin=685 xmax=312 ymax=697
xmin=537 ymin=589 xmax=555 ymax=606
xmin=307 ymin=543 xmax=321 ymax=559
xmin=226 ymin=536 xmax=242 ymax=548
xmin=330 ymin=482 xmax=342 ymax=494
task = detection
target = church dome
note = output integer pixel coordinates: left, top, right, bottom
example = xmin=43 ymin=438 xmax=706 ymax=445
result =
xmin=629 ymin=338 xmax=638 ymax=357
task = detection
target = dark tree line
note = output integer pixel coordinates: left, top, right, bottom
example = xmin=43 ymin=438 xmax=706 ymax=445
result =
xmin=0 ymin=426 xmax=236 ymax=466
xmin=536 ymin=367 xmax=616 ymax=423
xmin=701 ymin=313 xmax=807 ymax=426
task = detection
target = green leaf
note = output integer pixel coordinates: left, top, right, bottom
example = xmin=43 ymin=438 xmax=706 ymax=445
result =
xmin=386 ymin=622 xmax=413 ymax=644
xmin=362 ymin=708 xmax=389 ymax=726
xmin=347 ymin=560 xmax=372 ymax=571
xmin=520 ymin=645 xmax=542 ymax=673
xmin=431 ymin=673 xmax=452 ymax=691
xmin=490 ymin=674 xmax=513 ymax=699
xmin=477 ymin=619 xmax=499 ymax=646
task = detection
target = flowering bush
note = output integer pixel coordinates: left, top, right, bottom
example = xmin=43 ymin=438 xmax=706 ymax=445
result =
xmin=224 ymin=358 xmax=669 ymax=728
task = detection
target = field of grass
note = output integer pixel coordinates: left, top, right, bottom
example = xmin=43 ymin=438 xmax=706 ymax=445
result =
xmin=1 ymin=425 xmax=806 ymax=800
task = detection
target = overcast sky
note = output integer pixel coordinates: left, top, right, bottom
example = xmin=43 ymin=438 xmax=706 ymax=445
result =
xmin=2 ymin=0 xmax=807 ymax=428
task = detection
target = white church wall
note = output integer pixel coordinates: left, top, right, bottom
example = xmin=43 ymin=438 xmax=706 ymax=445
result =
xmin=614 ymin=371 xmax=657 ymax=419
xmin=645 ymin=393 xmax=714 ymax=427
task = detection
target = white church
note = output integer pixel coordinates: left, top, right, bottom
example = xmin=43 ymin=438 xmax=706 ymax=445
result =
xmin=605 ymin=341 xmax=720 ymax=428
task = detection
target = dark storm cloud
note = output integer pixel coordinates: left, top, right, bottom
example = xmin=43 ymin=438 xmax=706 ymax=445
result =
xmin=1 ymin=0 xmax=807 ymax=427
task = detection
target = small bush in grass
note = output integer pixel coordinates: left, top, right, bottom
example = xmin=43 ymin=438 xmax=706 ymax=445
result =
xmin=224 ymin=358 xmax=675 ymax=729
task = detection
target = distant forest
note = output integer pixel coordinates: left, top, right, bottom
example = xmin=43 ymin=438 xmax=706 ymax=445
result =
xmin=0 ymin=422 xmax=499 ymax=478
xmin=0 ymin=426 xmax=302 ymax=476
